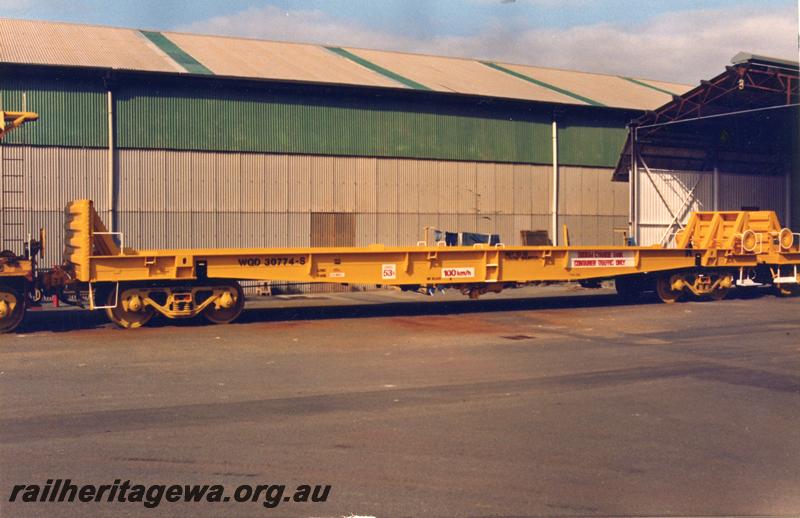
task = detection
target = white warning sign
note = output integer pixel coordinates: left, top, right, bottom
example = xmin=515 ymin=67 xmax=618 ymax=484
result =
xmin=442 ymin=267 xmax=476 ymax=279
xmin=381 ymin=264 xmax=397 ymax=280
xmin=568 ymin=250 xmax=635 ymax=268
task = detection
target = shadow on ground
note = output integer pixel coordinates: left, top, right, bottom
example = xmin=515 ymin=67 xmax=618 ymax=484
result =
xmin=18 ymin=287 xmax=777 ymax=335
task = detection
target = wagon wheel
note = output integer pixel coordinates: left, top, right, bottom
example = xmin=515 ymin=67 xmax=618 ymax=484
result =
xmin=655 ymin=274 xmax=684 ymax=304
xmin=202 ymin=281 xmax=245 ymax=325
xmin=707 ymin=286 xmax=731 ymax=301
xmin=0 ymin=286 xmax=25 ymax=333
xmin=706 ymin=274 xmax=733 ymax=301
xmin=776 ymin=284 xmax=800 ymax=297
xmin=105 ymin=285 xmax=156 ymax=329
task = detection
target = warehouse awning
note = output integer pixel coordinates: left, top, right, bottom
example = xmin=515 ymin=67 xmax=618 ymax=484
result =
xmin=613 ymin=52 xmax=799 ymax=181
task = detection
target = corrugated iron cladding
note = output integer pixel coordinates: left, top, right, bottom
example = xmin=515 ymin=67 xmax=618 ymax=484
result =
xmin=557 ymin=113 xmax=629 ymax=168
xmin=114 ymin=209 xmax=632 ymax=252
xmin=2 ymin=146 xmax=633 ymax=268
xmin=343 ymin=49 xmax=575 ymax=103
xmin=116 ymin=148 xmax=559 ymax=217
xmin=26 ymin=147 xmax=110 ymax=211
xmin=0 ymin=77 xmax=108 ymax=147
xmin=0 ymin=18 xmax=181 ymax=73
xmin=638 ymin=169 xmax=714 ymax=228
xmin=164 ymin=32 xmax=402 ymax=88
xmin=719 ymin=173 xmax=785 ymax=218
xmin=558 ymin=166 xmax=628 ymax=218
xmin=0 ymin=19 xmax=694 ymax=110
xmin=500 ymin=62 xmax=685 ymax=110
xmin=115 ymin=84 xmax=554 ymax=164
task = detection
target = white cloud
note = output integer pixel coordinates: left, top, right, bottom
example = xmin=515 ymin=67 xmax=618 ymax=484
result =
xmin=176 ymin=6 xmax=412 ymax=50
xmin=177 ymin=4 xmax=797 ymax=84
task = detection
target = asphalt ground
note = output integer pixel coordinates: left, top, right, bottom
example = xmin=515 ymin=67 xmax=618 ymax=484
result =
xmin=1 ymin=286 xmax=799 ymax=517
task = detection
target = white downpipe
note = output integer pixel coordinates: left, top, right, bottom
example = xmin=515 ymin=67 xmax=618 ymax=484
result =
xmin=786 ymin=171 xmax=792 ymax=226
xmin=712 ymin=165 xmax=720 ymax=211
xmin=107 ymin=90 xmax=114 ymax=232
xmin=628 ymin=134 xmax=634 ymax=244
xmin=632 ymin=127 xmax=639 ymax=244
xmin=551 ymin=119 xmax=558 ymax=246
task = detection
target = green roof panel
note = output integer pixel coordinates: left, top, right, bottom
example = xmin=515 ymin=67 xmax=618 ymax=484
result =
xmin=140 ymin=30 xmax=213 ymax=75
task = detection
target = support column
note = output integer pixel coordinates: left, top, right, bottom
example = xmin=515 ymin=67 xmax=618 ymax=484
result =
xmin=791 ymin=106 xmax=799 ymax=229
xmin=630 ymin=127 xmax=639 ymax=245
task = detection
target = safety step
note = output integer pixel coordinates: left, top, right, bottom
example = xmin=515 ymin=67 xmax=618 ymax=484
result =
xmin=774 ymin=277 xmax=799 ymax=284
xmin=736 ymin=279 xmax=763 ymax=287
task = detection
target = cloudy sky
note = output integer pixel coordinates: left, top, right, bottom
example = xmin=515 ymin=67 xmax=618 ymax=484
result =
xmin=1 ymin=0 xmax=797 ymax=83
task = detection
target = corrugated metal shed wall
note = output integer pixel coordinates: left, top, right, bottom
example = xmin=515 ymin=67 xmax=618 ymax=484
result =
xmin=791 ymin=114 xmax=800 ymax=230
xmin=0 ymin=69 xmax=636 ymax=266
xmin=0 ymin=146 xmax=109 ymax=266
xmin=2 ymin=146 xmax=626 ymax=267
xmin=113 ymin=147 xmax=582 ymax=252
xmin=637 ymin=168 xmax=786 ymax=246
xmin=718 ymin=173 xmax=785 ymax=214
xmin=558 ymin=166 xmax=629 ymax=245
xmin=0 ymin=76 xmax=108 ymax=147
xmin=114 ymin=83 xmax=556 ymax=164
xmin=1 ymin=72 xmax=634 ymax=169
xmin=558 ymin=113 xmax=629 ymax=168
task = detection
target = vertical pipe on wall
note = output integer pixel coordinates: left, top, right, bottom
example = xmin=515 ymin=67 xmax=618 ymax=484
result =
xmin=786 ymin=171 xmax=792 ymax=225
xmin=107 ymin=89 xmax=115 ymax=232
xmin=551 ymin=118 xmax=558 ymax=246
xmin=630 ymin=126 xmax=638 ymax=245
xmin=712 ymin=165 xmax=720 ymax=211
xmin=627 ymin=130 xmax=633 ymax=244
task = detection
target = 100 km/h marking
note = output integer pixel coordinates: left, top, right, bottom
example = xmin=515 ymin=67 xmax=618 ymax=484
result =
xmin=238 ymin=257 xmax=307 ymax=267
xmin=442 ymin=267 xmax=475 ymax=279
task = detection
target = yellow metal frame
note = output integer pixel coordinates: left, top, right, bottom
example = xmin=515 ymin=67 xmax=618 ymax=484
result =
xmin=3 ymin=198 xmax=797 ymax=330
xmin=0 ymin=111 xmax=39 ymax=140
xmin=62 ymin=199 xmax=800 ymax=291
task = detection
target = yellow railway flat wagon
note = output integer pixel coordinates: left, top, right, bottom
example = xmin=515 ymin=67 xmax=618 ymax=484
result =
xmin=31 ymin=199 xmax=799 ymax=330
